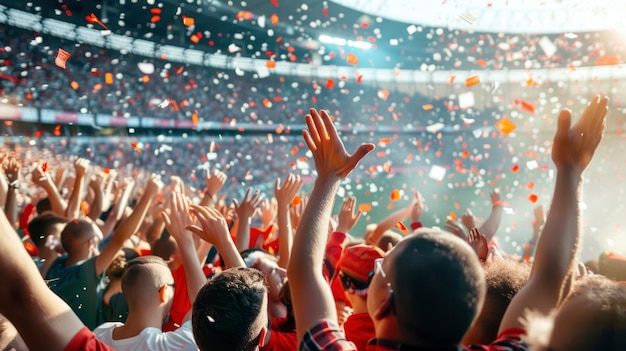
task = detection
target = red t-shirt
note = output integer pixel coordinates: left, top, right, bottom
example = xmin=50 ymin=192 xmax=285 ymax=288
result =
xmin=64 ymin=327 xmax=115 ymax=351
xmin=163 ymin=264 xmax=190 ymax=331
xmin=344 ymin=313 xmax=375 ymax=351
xmin=261 ymin=317 xmax=298 ymax=351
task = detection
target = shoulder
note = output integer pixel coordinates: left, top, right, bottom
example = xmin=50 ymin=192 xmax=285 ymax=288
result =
xmin=145 ymin=321 xmax=196 ymax=350
xmin=300 ymin=320 xmax=357 ymax=351
xmin=44 ymin=256 xmax=68 ymax=279
xmin=467 ymin=328 xmax=528 ymax=351
xmin=64 ymin=327 xmax=115 ymax=351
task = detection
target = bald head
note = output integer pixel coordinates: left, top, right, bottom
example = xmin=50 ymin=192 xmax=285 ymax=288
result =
xmin=60 ymin=219 xmax=96 ymax=254
xmin=121 ymin=256 xmax=173 ymax=307
xmin=388 ymin=229 xmax=486 ymax=344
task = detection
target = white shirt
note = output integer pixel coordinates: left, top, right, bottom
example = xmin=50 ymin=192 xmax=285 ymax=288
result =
xmin=93 ymin=320 xmax=197 ymax=351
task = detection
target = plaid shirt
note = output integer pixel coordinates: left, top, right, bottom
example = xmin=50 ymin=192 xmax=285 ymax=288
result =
xmin=299 ymin=321 xmax=357 ymax=351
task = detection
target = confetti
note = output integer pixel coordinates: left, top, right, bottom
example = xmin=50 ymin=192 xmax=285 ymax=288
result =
xmin=495 ymin=119 xmax=516 ymax=135
xmin=130 ymin=141 xmax=143 ymax=154
xmin=105 ymin=72 xmax=113 ymax=85
xmin=85 ymin=13 xmax=108 ymax=30
xmin=347 ymin=53 xmax=359 ymax=65
xmin=55 ymin=48 xmax=71 ymax=69
xmin=359 ymin=203 xmax=372 ymax=212
xmin=326 ymin=79 xmax=334 ymax=89
xmin=458 ymin=12 xmax=476 ymax=24
xmin=428 ymin=165 xmax=447 ymax=181
xmin=41 ymin=162 xmax=47 ymax=172
xmin=512 ymin=164 xmax=520 ymax=173
xmin=528 ymin=194 xmax=538 ymax=203
xmin=426 ymin=123 xmax=445 ymax=133
xmin=390 ymin=189 xmax=402 ymax=201
xmin=70 ymin=81 xmax=79 ymax=90
xmin=465 ymin=75 xmax=480 ymax=87
xmin=514 ymin=99 xmax=536 ymax=114
xmin=183 ymin=16 xmax=195 ymax=26
xmin=266 ymin=60 xmax=276 ymax=68
xmin=395 ymin=221 xmax=409 ymax=235
xmin=422 ymin=104 xmax=434 ymax=110
xmin=54 ymin=125 xmax=61 ymax=136
xmin=270 ymin=14 xmax=279 ymax=25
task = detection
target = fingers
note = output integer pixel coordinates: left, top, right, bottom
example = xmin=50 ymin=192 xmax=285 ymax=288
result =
xmin=312 ymin=108 xmax=330 ymax=141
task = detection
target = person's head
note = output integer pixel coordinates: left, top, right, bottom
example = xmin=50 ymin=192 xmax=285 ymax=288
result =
xmin=151 ymin=234 xmax=181 ymax=270
xmin=376 ymin=231 xmax=403 ymax=252
xmin=192 ymin=267 xmax=268 ymax=351
xmin=27 ymin=212 xmax=67 ymax=250
xmin=462 ymin=258 xmax=530 ymax=345
xmin=121 ymin=256 xmax=175 ymax=321
xmin=60 ymin=219 xmax=99 ymax=258
xmin=367 ymin=228 xmax=486 ymax=347
xmin=35 ymin=197 xmax=52 ymax=215
xmin=106 ymin=248 xmax=140 ymax=282
xmin=241 ymin=248 xmax=287 ymax=319
xmin=337 ymin=245 xmax=385 ymax=301
xmin=527 ymin=275 xmax=626 ymax=351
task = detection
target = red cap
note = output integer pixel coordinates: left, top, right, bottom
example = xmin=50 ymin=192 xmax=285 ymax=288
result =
xmin=338 ymin=245 xmax=385 ymax=284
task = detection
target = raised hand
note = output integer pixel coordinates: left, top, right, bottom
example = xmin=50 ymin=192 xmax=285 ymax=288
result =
xmin=410 ymin=192 xmax=424 ymax=223
xmin=445 ymin=218 xmax=467 ymax=240
xmin=461 ymin=209 xmax=476 ymax=232
xmin=169 ymin=175 xmax=185 ymax=194
xmin=551 ymin=95 xmax=609 ymax=174
xmin=160 ymin=192 xmax=192 ymax=240
xmin=205 ymin=167 xmax=227 ymax=197
xmin=532 ymin=205 xmax=545 ymax=233
xmin=336 ymin=196 xmax=361 ymax=234
xmin=145 ymin=173 xmax=164 ymax=196
xmin=187 ymin=205 xmax=232 ymax=248
xmin=32 ymin=163 xmax=49 ymax=186
xmin=74 ymin=157 xmax=90 ymax=178
xmin=275 ymin=173 xmax=303 ymax=207
xmin=303 ymin=108 xmax=374 ymax=180
xmin=490 ymin=189 xmax=503 ymax=207
xmin=467 ymin=228 xmax=488 ymax=262
xmin=3 ymin=157 xmax=20 ymax=184
xmin=289 ymin=194 xmax=308 ymax=231
xmin=233 ymin=188 xmax=263 ymax=222
xmin=258 ymin=198 xmax=278 ymax=228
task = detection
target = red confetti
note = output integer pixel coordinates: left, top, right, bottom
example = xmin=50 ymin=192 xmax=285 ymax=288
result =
xmin=86 ymin=13 xmax=108 ymax=30
xmin=41 ymin=162 xmax=48 ymax=172
xmin=528 ymin=194 xmax=538 ymax=203
xmin=323 ymin=6 xmax=329 ymax=17
xmin=150 ymin=8 xmax=162 ymax=14
xmin=356 ymin=74 xmax=363 ymax=84
xmin=395 ymin=221 xmax=409 ymax=235
xmin=55 ymin=48 xmax=71 ymax=69
xmin=514 ymin=99 xmax=536 ymax=114
xmin=326 ymin=79 xmax=334 ymax=89
xmin=512 ymin=164 xmax=520 ymax=173
xmin=271 ymin=0 xmax=280 ymax=6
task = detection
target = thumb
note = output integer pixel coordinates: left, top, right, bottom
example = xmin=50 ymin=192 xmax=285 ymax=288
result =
xmin=185 ymin=225 xmax=204 ymax=238
xmin=555 ymin=109 xmax=572 ymax=143
xmin=352 ymin=143 xmax=375 ymax=162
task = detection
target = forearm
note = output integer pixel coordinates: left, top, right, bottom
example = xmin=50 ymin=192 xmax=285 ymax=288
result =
xmin=65 ymin=176 xmax=86 ymax=219
xmin=217 ymin=240 xmax=245 ymax=268
xmin=276 ymin=204 xmax=293 ymax=268
xmin=199 ymin=191 xmax=213 ymax=207
xmin=479 ymin=206 xmax=503 ymax=243
xmin=112 ymin=190 xmax=154 ymax=244
xmin=88 ymin=185 xmax=105 ymax=221
xmin=0 ymin=174 xmax=7 ymax=206
xmin=4 ymin=187 xmax=17 ymax=227
xmin=532 ymin=170 xmax=582 ymax=291
xmin=370 ymin=206 xmax=411 ymax=244
xmin=41 ymin=181 xmax=67 ymax=216
xmin=235 ymin=216 xmax=251 ymax=252
xmin=177 ymin=236 xmax=206 ymax=303
xmin=289 ymin=177 xmax=338 ymax=283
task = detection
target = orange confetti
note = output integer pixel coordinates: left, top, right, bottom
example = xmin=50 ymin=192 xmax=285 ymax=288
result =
xmin=86 ymin=13 xmax=108 ymax=30
xmin=54 ymin=125 xmax=61 ymax=136
xmin=378 ymin=137 xmax=392 ymax=144
xmin=142 ymin=75 xmax=150 ymax=83
xmin=292 ymin=195 xmax=301 ymax=207
xmin=465 ymin=75 xmax=480 ymax=87
xmin=191 ymin=112 xmax=199 ymax=126
xmin=528 ymin=194 xmax=538 ymax=203
xmin=460 ymin=150 xmax=470 ymax=158
xmin=448 ymin=75 xmax=456 ymax=84
xmin=383 ymin=162 xmax=391 ymax=173
xmin=358 ymin=203 xmax=372 ymax=212
xmin=527 ymin=181 xmax=535 ymax=189
xmin=270 ymin=14 xmax=279 ymax=25
xmin=105 ymin=72 xmax=113 ymax=85
xmin=190 ymin=34 xmax=200 ymax=44
xmin=347 ymin=53 xmax=359 ymax=65
xmin=103 ymin=168 xmax=110 ymax=174
xmin=514 ymin=99 xmax=536 ymax=114
xmin=495 ymin=118 xmax=517 ymax=135
xmin=130 ymin=141 xmax=143 ymax=154
xmin=395 ymin=221 xmax=409 ymax=235
xmin=448 ymin=212 xmax=457 ymax=221
xmin=290 ymin=145 xmax=299 ymax=156
xmin=326 ymin=79 xmax=334 ymax=89
xmin=70 ymin=81 xmax=79 ymax=90
xmin=55 ymin=48 xmax=71 ymax=69
xmin=595 ymin=56 xmax=620 ymax=66
xmin=390 ymin=189 xmax=401 ymax=201
xmin=151 ymin=15 xmax=161 ymax=23
xmin=183 ymin=16 xmax=195 ymax=26
xmin=422 ymin=104 xmax=434 ymax=110
xmin=476 ymin=59 xmax=487 ymax=67
xmin=266 ymin=60 xmax=276 ymax=68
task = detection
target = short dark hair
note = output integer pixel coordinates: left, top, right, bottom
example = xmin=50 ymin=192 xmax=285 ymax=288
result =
xmin=35 ymin=197 xmax=52 ymax=214
xmin=392 ymin=230 xmax=486 ymax=344
xmin=192 ymin=267 xmax=267 ymax=351
xmin=27 ymin=213 xmax=67 ymax=247
xmin=60 ymin=219 xmax=95 ymax=254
